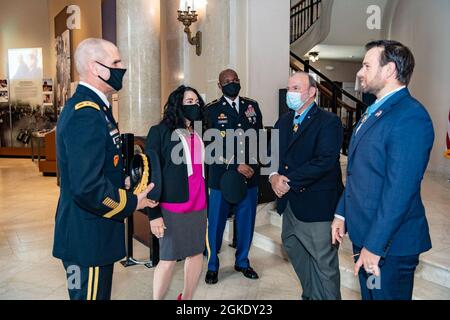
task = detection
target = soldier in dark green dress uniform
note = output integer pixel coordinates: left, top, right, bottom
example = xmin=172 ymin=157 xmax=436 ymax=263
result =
xmin=52 ymin=38 xmax=158 ymax=300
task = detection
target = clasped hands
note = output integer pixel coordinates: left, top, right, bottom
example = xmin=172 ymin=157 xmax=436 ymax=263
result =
xmin=269 ymin=173 xmax=291 ymax=198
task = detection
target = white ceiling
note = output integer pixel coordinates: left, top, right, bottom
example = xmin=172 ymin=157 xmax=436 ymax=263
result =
xmin=304 ymin=0 xmax=390 ymax=61
xmin=306 ymin=44 xmax=366 ymax=61
xmin=324 ymin=0 xmax=389 ymax=46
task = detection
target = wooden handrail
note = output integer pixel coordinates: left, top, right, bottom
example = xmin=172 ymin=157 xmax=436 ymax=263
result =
xmin=316 ymin=82 xmax=357 ymax=113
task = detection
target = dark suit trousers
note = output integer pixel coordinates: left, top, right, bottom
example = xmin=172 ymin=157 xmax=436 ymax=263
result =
xmin=352 ymin=245 xmax=419 ymax=300
xmin=63 ymin=261 xmax=114 ymax=300
xmin=281 ymin=203 xmax=341 ymax=300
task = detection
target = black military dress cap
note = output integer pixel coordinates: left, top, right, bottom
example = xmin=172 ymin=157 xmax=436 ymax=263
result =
xmin=130 ymin=149 xmax=162 ymax=201
xmin=220 ymin=170 xmax=248 ymax=204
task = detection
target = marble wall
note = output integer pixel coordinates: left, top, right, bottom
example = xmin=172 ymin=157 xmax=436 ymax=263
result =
xmin=116 ymin=0 xmax=161 ymax=136
xmin=175 ymin=0 xmax=290 ymax=127
xmin=180 ymin=0 xmax=231 ymax=103
xmin=160 ymin=0 xmax=231 ymax=109
xmin=116 ymin=0 xmax=290 ymax=133
xmin=161 ymin=0 xmax=185 ymax=109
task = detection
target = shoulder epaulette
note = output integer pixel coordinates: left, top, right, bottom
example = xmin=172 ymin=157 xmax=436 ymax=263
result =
xmin=75 ymin=101 xmax=101 ymax=111
xmin=205 ymin=99 xmax=219 ymax=108
xmin=242 ymin=97 xmax=258 ymax=103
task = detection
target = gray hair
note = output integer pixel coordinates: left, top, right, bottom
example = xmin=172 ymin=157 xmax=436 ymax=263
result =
xmin=74 ymin=38 xmax=115 ymax=77
xmin=293 ymin=71 xmax=317 ymax=89
xmin=307 ymin=74 xmax=318 ymax=89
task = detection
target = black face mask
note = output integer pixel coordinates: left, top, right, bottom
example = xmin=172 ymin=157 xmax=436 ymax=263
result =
xmin=96 ymin=61 xmax=127 ymax=92
xmin=183 ymin=104 xmax=202 ymax=122
xmin=222 ymin=82 xmax=241 ymax=98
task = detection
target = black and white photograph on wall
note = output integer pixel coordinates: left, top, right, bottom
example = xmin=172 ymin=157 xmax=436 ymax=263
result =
xmin=43 ymin=78 xmax=53 ymax=93
xmin=8 ymin=48 xmax=43 ymax=108
xmin=0 ymin=90 xmax=8 ymax=103
xmin=43 ymin=93 xmax=53 ymax=105
xmin=8 ymin=48 xmax=43 ymax=80
xmin=10 ymin=103 xmax=57 ymax=148
xmin=55 ymin=29 xmax=71 ymax=112
xmin=43 ymin=78 xmax=54 ymax=107
xmin=10 ymin=103 xmax=33 ymax=147
xmin=0 ymin=80 xmax=10 ymax=147
xmin=0 ymin=104 xmax=11 ymax=148
xmin=0 ymin=79 xmax=9 ymax=103
xmin=0 ymin=90 xmax=8 ymax=101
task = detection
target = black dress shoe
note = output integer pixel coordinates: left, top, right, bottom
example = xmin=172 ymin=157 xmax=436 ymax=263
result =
xmin=234 ymin=266 xmax=259 ymax=279
xmin=205 ymin=270 xmax=218 ymax=284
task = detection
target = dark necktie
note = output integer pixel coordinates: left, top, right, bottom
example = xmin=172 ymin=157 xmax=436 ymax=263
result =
xmin=232 ymin=101 xmax=238 ymax=114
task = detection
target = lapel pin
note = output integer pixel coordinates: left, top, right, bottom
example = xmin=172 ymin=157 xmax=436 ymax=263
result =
xmin=375 ymin=110 xmax=383 ymax=118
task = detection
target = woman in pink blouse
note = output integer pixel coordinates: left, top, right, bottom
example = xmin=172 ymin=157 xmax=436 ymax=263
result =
xmin=145 ymin=86 xmax=207 ymax=300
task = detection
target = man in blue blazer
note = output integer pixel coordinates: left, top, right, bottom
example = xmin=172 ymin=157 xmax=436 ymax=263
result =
xmin=332 ymin=40 xmax=434 ymax=300
xmin=270 ymin=71 xmax=344 ymax=300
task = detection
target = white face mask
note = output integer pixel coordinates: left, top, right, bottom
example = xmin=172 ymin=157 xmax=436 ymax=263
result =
xmin=286 ymin=91 xmax=308 ymax=111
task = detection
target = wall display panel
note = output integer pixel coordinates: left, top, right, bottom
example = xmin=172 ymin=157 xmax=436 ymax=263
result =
xmin=1 ymin=49 xmax=56 ymax=150
xmin=55 ymin=30 xmax=71 ymax=112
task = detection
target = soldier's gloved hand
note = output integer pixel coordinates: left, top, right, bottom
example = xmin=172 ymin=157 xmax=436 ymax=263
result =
xmin=136 ymin=183 xmax=159 ymax=210
xmin=237 ymin=164 xmax=254 ymax=179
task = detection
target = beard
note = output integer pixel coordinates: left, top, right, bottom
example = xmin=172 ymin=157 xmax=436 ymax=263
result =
xmin=359 ymin=71 xmax=386 ymax=96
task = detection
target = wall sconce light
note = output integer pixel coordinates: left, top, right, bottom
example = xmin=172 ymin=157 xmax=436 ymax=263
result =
xmin=308 ymin=52 xmax=319 ymax=63
xmin=178 ymin=1 xmax=202 ymax=56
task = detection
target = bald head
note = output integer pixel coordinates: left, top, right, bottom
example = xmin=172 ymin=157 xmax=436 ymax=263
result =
xmin=74 ymin=38 xmax=124 ymax=94
xmin=288 ymin=71 xmax=317 ymax=91
xmin=218 ymin=69 xmax=239 ymax=87
xmin=287 ymin=71 xmax=317 ymax=112
xmin=75 ymin=38 xmax=117 ymax=77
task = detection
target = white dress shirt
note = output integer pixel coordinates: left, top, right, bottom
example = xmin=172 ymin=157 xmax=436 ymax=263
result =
xmin=79 ymin=81 xmax=110 ymax=107
xmin=224 ymin=96 xmax=240 ymax=113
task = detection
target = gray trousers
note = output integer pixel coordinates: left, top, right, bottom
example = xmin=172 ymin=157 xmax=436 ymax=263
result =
xmin=281 ymin=204 xmax=341 ymax=300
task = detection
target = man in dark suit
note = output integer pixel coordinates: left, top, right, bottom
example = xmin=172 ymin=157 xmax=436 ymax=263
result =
xmin=332 ymin=40 xmax=434 ymax=300
xmin=270 ymin=71 xmax=344 ymax=300
xmin=53 ymin=38 xmax=157 ymax=300
xmin=204 ymin=69 xmax=263 ymax=284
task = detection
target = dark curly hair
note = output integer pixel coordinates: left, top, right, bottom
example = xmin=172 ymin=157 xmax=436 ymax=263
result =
xmin=161 ymin=85 xmax=206 ymax=131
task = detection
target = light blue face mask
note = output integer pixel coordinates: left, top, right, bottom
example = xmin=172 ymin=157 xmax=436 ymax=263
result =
xmin=286 ymin=91 xmax=307 ymax=111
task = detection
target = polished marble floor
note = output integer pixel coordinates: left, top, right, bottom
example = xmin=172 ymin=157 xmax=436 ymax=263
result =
xmin=0 ymin=159 xmax=448 ymax=300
